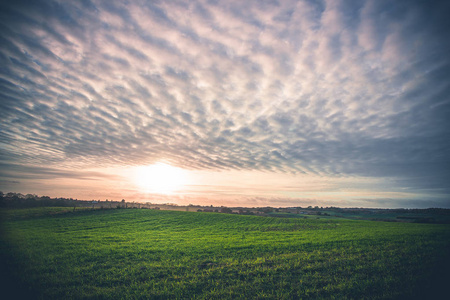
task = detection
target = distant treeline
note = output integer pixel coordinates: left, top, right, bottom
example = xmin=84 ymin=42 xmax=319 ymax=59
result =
xmin=1 ymin=192 xmax=449 ymax=218
xmin=0 ymin=192 xmax=127 ymax=208
xmin=390 ymin=208 xmax=450 ymax=215
xmin=327 ymin=207 xmax=450 ymax=215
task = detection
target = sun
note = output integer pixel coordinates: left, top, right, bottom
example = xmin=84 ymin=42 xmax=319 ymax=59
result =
xmin=134 ymin=163 xmax=187 ymax=194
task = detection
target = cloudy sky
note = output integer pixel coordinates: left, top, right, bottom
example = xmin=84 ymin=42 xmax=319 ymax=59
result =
xmin=1 ymin=0 xmax=449 ymax=208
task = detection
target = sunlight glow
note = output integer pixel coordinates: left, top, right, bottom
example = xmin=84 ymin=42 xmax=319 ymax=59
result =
xmin=134 ymin=163 xmax=188 ymax=194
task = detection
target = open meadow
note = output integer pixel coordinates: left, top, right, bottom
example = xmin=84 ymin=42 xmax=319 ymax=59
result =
xmin=1 ymin=207 xmax=450 ymax=299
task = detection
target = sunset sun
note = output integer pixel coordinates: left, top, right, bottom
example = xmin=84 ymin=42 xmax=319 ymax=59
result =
xmin=134 ymin=163 xmax=188 ymax=194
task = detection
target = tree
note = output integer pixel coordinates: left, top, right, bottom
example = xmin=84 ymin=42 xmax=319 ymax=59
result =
xmin=220 ymin=207 xmax=232 ymax=214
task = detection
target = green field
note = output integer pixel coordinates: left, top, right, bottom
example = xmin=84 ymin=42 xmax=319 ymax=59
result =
xmin=1 ymin=208 xmax=450 ymax=299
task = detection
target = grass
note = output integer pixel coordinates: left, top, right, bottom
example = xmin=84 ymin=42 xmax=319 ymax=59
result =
xmin=1 ymin=207 xmax=449 ymax=299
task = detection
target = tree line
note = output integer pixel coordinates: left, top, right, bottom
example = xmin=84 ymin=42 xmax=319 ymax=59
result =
xmin=0 ymin=192 xmax=126 ymax=208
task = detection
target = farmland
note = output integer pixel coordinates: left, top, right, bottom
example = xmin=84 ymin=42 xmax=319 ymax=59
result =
xmin=1 ymin=207 xmax=450 ymax=299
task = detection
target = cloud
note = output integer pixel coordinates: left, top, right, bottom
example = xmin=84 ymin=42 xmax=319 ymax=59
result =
xmin=0 ymin=0 xmax=449 ymax=206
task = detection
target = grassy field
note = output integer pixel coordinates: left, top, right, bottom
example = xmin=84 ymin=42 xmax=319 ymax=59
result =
xmin=1 ymin=207 xmax=450 ymax=299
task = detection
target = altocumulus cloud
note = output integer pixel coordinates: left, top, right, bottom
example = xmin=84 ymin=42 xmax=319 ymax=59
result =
xmin=0 ymin=0 xmax=449 ymax=207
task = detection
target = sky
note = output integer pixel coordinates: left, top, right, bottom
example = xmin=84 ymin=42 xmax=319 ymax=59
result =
xmin=1 ymin=0 xmax=449 ymax=208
